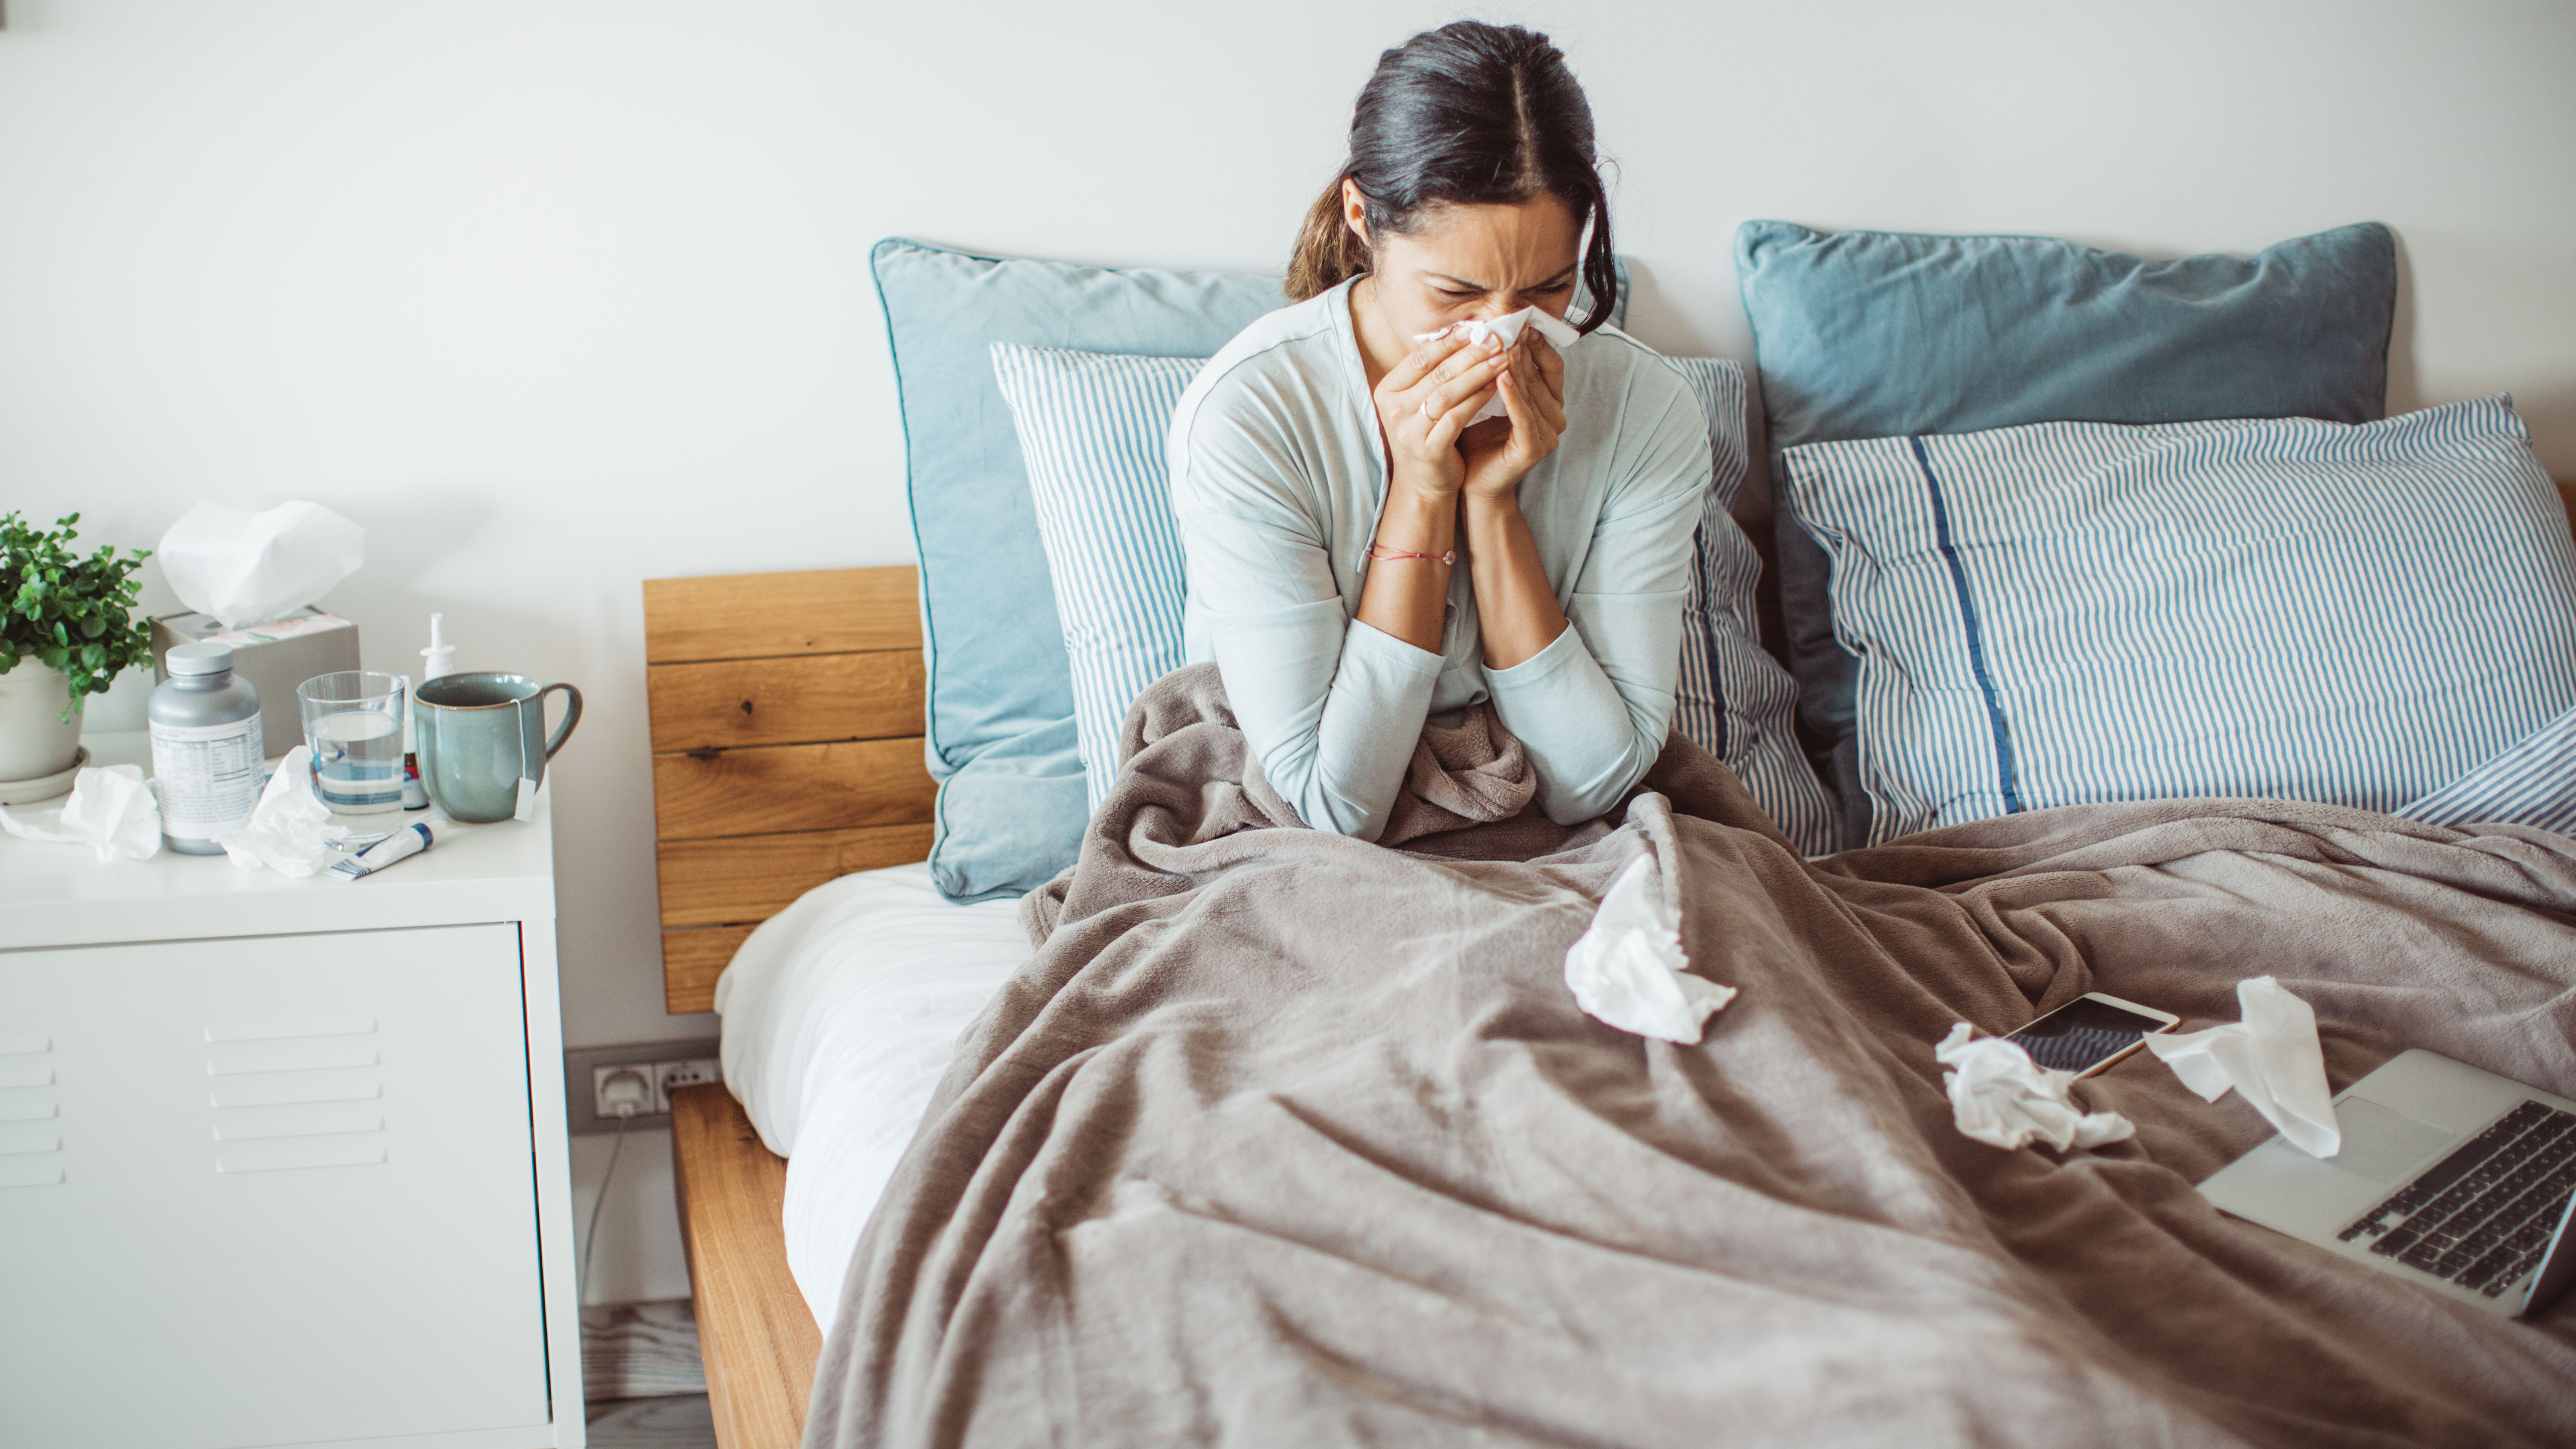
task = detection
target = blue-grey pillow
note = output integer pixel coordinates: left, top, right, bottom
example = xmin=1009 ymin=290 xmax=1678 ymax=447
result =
xmin=1737 ymin=220 xmax=2398 ymax=850
xmin=870 ymin=238 xmax=1282 ymax=901
xmin=1781 ymin=396 xmax=2576 ymax=843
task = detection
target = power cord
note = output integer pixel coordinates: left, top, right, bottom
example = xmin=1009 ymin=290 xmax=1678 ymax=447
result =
xmin=582 ymin=1068 xmax=653 ymax=1302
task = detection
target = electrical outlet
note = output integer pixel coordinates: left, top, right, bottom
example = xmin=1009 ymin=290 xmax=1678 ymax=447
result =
xmin=566 ymin=1037 xmax=719 ymax=1134
xmin=592 ymin=1064 xmax=662 ymax=1120
xmin=654 ymin=1057 xmax=722 ymax=1112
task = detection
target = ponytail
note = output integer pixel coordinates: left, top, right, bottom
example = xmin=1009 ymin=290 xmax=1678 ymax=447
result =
xmin=1286 ymin=172 xmax=1371 ymax=302
xmin=1285 ymin=22 xmax=1619 ymax=333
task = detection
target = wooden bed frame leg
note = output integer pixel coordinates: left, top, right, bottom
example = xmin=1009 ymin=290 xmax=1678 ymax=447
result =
xmin=670 ymin=1082 xmax=823 ymax=1449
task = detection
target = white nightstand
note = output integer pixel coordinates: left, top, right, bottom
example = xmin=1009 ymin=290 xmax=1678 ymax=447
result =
xmin=0 ymin=733 xmax=585 ymax=1449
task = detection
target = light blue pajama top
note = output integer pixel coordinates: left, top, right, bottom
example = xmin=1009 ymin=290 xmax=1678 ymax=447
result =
xmin=1166 ymin=277 xmax=1709 ymax=842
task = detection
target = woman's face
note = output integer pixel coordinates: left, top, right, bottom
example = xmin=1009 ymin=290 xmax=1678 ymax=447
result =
xmin=1346 ymin=184 xmax=1585 ymax=342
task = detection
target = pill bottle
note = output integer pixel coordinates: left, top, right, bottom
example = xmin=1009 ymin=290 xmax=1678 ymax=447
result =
xmin=150 ymin=642 xmax=263 ymax=855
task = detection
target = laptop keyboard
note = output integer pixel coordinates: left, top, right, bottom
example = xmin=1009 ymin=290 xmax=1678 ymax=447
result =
xmin=2337 ymin=1099 xmax=2576 ymax=1298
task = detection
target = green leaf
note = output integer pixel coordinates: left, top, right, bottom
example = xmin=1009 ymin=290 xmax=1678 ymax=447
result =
xmin=0 ymin=510 xmax=152 ymax=694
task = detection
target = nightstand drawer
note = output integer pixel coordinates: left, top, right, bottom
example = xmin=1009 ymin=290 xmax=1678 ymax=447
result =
xmin=0 ymin=923 xmax=551 ymax=1449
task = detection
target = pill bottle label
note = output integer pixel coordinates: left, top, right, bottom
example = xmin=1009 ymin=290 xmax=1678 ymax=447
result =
xmin=151 ymin=716 xmax=265 ymax=839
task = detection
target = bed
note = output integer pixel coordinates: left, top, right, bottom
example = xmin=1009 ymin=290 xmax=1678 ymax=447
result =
xmin=655 ymin=229 xmax=2576 ymax=1448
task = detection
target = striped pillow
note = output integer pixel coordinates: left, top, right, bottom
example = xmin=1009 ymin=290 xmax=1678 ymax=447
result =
xmin=994 ymin=343 xmax=1831 ymax=847
xmin=990 ymin=345 xmax=1200 ymax=812
xmin=1668 ymin=358 xmax=1836 ymax=855
xmin=1782 ymin=396 xmax=2576 ymax=844
xmin=2398 ymin=704 xmax=2576 ymax=836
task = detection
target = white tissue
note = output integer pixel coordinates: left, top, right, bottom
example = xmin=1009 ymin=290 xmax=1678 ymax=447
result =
xmin=1563 ymin=853 xmax=1734 ymax=1043
xmin=1935 ymin=1023 xmax=2138 ymax=1152
xmin=0 ymin=764 xmax=162 ymax=861
xmin=213 ymin=747 xmax=351 ymax=877
xmin=1412 ymin=307 xmax=1582 ymax=424
xmin=159 ymin=502 xmax=365 ymax=629
xmin=2143 ymin=976 xmax=2340 ymax=1158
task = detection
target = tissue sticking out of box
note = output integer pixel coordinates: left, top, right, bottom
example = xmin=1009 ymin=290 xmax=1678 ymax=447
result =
xmin=159 ymin=502 xmax=364 ymax=630
xmin=1563 ymin=852 xmax=1734 ymax=1044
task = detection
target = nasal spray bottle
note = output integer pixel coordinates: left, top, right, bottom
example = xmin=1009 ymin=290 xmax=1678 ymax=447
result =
xmin=401 ymin=613 xmax=456 ymax=811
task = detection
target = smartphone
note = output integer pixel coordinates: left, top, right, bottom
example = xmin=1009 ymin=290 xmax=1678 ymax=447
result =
xmin=2005 ymin=992 xmax=2181 ymax=1078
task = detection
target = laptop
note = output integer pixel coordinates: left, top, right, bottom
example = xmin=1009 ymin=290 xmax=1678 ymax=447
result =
xmin=2199 ymin=1049 xmax=2576 ymax=1319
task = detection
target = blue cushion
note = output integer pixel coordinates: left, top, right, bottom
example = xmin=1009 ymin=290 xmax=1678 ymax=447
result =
xmin=1666 ymin=358 xmax=1836 ymax=855
xmin=1780 ymin=396 xmax=2576 ymax=843
xmin=1737 ymin=220 xmax=2398 ymax=850
xmin=870 ymin=238 xmax=1282 ymax=900
xmin=989 ymin=345 xmax=1201 ymax=813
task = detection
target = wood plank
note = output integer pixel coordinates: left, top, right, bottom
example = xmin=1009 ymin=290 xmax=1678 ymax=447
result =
xmin=671 ymin=1083 xmax=817 ymax=1449
xmin=661 ymin=924 xmax=758 ymax=1014
xmin=653 ymin=738 xmax=936 ymax=842
xmin=644 ymin=567 xmax=920 ymax=664
xmin=648 ymin=650 xmax=925 ymax=754
xmin=656 ymin=824 xmax=938 ymax=929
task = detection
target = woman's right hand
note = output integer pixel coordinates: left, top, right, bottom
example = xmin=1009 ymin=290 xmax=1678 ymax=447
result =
xmin=1370 ymin=328 xmax=1514 ymax=505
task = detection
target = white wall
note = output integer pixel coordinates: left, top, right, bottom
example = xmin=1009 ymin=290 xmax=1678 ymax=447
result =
xmin=5 ymin=0 xmax=2570 ymax=1049
xmin=571 ymin=1126 xmax=690 ymax=1307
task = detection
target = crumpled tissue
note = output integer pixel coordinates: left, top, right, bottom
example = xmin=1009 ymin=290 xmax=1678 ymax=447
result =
xmin=0 ymin=764 xmax=162 ymax=861
xmin=2143 ymin=975 xmax=2340 ymax=1158
xmin=159 ymin=501 xmax=365 ymax=629
xmin=213 ymin=747 xmax=351 ymax=876
xmin=1563 ymin=853 xmax=1734 ymax=1043
xmin=1935 ymin=1023 xmax=2137 ymax=1152
xmin=1413 ymin=307 xmax=1582 ymax=424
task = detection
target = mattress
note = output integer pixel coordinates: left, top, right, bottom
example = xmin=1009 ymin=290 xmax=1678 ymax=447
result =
xmin=713 ymin=863 xmax=1027 ymax=1332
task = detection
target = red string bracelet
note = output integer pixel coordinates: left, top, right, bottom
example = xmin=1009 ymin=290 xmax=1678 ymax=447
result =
xmin=1367 ymin=542 xmax=1455 ymax=566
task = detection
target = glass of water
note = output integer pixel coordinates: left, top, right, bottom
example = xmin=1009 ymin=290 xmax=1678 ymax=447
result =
xmin=297 ymin=672 xmax=409 ymax=814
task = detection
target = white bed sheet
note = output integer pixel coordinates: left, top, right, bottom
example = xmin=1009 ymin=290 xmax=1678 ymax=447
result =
xmin=713 ymin=862 xmax=1028 ymax=1333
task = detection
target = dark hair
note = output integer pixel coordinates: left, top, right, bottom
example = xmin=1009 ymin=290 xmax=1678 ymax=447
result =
xmin=1287 ymin=21 xmax=1616 ymax=333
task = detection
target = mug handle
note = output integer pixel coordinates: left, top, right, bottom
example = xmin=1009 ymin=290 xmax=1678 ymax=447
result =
xmin=535 ymin=682 xmax=584 ymax=763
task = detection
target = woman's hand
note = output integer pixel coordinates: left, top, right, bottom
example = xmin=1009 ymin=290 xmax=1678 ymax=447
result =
xmin=1370 ymin=329 xmax=1516 ymax=505
xmin=1459 ymin=332 xmax=1567 ymax=503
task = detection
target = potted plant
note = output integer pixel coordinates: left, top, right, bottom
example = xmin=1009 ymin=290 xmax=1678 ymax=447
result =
xmin=0 ymin=511 xmax=153 ymax=786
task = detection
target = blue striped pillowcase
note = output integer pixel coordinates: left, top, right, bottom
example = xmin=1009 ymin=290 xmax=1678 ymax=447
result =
xmin=1783 ymin=395 xmax=2576 ymax=843
xmin=990 ymin=345 xmax=1200 ymax=812
xmin=993 ymin=343 xmax=1832 ymax=848
xmin=1668 ymin=358 xmax=1837 ymax=855
xmin=2397 ymin=703 xmax=2576 ymax=835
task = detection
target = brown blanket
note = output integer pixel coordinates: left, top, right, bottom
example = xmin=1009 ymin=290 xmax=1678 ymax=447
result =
xmin=809 ymin=664 xmax=2576 ymax=1448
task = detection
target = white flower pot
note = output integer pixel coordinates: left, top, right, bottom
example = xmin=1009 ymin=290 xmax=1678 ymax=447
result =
xmin=0 ymin=664 xmax=85 ymax=783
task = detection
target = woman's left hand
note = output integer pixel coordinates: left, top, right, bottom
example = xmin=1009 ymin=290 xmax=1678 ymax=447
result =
xmin=1458 ymin=331 xmax=1567 ymax=503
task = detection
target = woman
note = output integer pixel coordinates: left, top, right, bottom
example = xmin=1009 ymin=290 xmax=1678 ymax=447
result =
xmin=1169 ymin=20 xmax=1708 ymax=843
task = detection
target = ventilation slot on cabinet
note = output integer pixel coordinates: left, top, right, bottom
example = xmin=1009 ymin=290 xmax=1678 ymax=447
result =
xmin=206 ymin=1018 xmax=386 ymax=1175
xmin=0 ymin=1032 xmax=61 ymax=1188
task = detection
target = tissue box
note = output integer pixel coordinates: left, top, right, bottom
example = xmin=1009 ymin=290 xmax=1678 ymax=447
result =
xmin=152 ymin=608 xmax=362 ymax=760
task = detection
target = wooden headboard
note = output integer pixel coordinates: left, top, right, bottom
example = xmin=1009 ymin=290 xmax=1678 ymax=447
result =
xmin=644 ymin=567 xmax=937 ymax=1013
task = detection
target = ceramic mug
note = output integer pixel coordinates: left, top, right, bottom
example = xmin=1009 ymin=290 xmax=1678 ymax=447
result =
xmin=414 ymin=673 xmax=582 ymax=823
